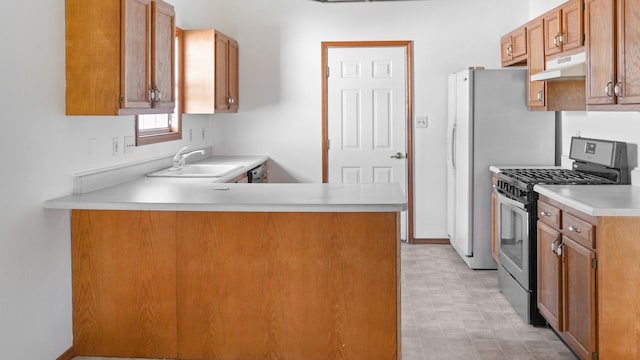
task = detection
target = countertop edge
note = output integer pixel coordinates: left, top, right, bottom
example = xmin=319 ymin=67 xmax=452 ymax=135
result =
xmin=534 ymin=185 xmax=597 ymax=216
xmin=534 ymin=184 xmax=640 ymax=217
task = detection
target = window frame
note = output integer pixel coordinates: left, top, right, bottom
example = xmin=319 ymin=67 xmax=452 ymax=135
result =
xmin=135 ymin=27 xmax=184 ymax=146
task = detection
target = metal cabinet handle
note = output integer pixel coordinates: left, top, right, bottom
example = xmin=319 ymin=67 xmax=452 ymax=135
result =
xmin=537 ymin=89 xmax=544 ymax=102
xmin=506 ymin=44 xmax=513 ymax=57
xmin=614 ymin=81 xmax=622 ymax=97
xmin=605 ymin=81 xmax=613 ymax=98
xmin=390 ymin=152 xmax=407 ymax=159
xmin=553 ymin=32 xmax=564 ymax=48
xmin=556 ymin=243 xmax=563 ymax=256
xmin=568 ymin=225 xmax=581 ymax=234
xmin=149 ymin=88 xmax=156 ymax=102
xmin=540 ymin=211 xmax=550 ymax=217
xmin=551 ymin=239 xmax=558 ymax=252
xmin=227 ymin=96 xmax=236 ymax=105
xmin=155 ymin=89 xmax=162 ymax=102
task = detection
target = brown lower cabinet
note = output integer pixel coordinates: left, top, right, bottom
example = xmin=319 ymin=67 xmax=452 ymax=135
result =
xmin=71 ymin=209 xmax=400 ymax=359
xmin=537 ymin=195 xmax=640 ymax=360
xmin=537 ymin=197 xmax=596 ymax=360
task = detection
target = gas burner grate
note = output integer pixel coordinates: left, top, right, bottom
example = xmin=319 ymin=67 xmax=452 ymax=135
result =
xmin=500 ymin=168 xmax=615 ymax=185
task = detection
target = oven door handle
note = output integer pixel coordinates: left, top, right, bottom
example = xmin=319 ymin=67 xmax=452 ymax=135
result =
xmin=496 ymin=191 xmax=527 ymax=211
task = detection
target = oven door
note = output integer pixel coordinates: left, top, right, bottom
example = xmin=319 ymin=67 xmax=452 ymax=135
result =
xmin=496 ymin=191 xmax=530 ymax=290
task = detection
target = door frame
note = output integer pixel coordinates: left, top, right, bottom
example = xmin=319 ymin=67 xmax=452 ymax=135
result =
xmin=321 ymin=40 xmax=415 ymax=243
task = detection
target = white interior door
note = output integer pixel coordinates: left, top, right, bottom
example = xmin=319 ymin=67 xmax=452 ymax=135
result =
xmin=327 ymin=46 xmax=408 ymax=240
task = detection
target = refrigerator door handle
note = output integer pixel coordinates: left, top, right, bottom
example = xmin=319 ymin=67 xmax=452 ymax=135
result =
xmin=451 ymin=124 xmax=457 ymax=170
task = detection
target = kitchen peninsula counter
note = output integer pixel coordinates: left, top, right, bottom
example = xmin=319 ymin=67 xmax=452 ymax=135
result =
xmin=45 ymin=180 xmax=406 ymax=212
xmin=46 ymin=179 xmax=405 ymax=360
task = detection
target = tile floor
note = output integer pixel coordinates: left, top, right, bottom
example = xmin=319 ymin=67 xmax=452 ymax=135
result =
xmin=74 ymin=244 xmax=577 ymax=360
xmin=400 ymin=244 xmax=577 ymax=360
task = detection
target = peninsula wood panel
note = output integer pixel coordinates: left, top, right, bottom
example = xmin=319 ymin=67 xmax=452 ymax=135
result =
xmin=71 ymin=210 xmax=177 ymax=358
xmin=176 ymin=211 xmax=400 ymax=360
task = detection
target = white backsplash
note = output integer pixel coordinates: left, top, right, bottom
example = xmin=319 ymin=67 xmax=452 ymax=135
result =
xmin=562 ymin=111 xmax=640 ymax=186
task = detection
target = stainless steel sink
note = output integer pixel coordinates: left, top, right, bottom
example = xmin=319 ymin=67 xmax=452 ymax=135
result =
xmin=147 ymin=164 xmax=242 ymax=178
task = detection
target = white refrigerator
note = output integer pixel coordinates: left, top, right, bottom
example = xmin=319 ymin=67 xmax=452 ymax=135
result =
xmin=446 ymin=68 xmax=555 ymax=269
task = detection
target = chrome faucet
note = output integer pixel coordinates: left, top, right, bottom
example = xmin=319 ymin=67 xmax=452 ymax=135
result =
xmin=172 ymin=146 xmax=205 ymax=169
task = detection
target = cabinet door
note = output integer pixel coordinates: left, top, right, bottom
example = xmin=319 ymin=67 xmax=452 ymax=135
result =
xmin=585 ymin=0 xmax=616 ymax=105
xmin=537 ymin=221 xmax=563 ymax=330
xmin=544 ymin=8 xmax=563 ymax=56
xmin=527 ymin=18 xmax=546 ymax=108
xmin=562 ymin=236 xmax=597 ymax=360
xmin=562 ymin=0 xmax=585 ymax=52
xmin=511 ymin=27 xmax=528 ymax=59
xmin=151 ymin=0 xmax=175 ymax=110
xmin=122 ymin=0 xmax=152 ymax=110
xmin=617 ymin=0 xmax=640 ymax=105
xmin=215 ymin=33 xmax=230 ymax=110
xmin=501 ymin=27 xmax=527 ymax=67
xmin=500 ymin=34 xmax=514 ymax=65
xmin=228 ymin=39 xmax=239 ymax=111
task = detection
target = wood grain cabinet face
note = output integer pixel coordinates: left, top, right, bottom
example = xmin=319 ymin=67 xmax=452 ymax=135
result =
xmin=586 ymin=0 xmax=640 ymax=109
xmin=527 ymin=18 xmax=547 ymax=109
xmin=66 ymin=0 xmax=176 ymax=115
xmin=537 ymin=221 xmax=563 ymax=331
xmin=500 ymin=26 xmax=528 ymax=67
xmin=544 ymin=0 xmax=584 ymax=58
xmin=183 ymin=30 xmax=239 ymax=114
xmin=561 ymin=236 xmax=597 ymax=360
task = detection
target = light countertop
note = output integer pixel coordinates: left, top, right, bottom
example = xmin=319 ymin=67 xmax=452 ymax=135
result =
xmin=45 ymin=158 xmax=407 ymax=213
xmin=534 ymin=184 xmax=640 ymax=217
xmin=489 ymin=165 xmax=565 ymax=174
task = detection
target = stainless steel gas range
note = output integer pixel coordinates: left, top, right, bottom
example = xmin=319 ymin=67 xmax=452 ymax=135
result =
xmin=495 ymin=137 xmax=630 ymax=325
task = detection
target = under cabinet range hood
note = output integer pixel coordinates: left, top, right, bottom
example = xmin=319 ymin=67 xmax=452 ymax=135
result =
xmin=531 ymin=52 xmax=586 ymax=82
xmin=312 ymin=0 xmax=422 ymax=2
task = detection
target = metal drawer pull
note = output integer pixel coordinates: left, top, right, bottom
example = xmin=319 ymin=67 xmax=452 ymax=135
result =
xmin=568 ymin=225 xmax=581 ymax=233
xmin=540 ymin=211 xmax=550 ymax=217
xmin=551 ymin=239 xmax=558 ymax=252
xmin=556 ymin=244 xmax=562 ymax=256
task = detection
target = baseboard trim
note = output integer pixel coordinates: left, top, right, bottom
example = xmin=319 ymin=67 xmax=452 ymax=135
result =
xmin=412 ymin=238 xmax=450 ymax=245
xmin=57 ymin=347 xmax=75 ymax=360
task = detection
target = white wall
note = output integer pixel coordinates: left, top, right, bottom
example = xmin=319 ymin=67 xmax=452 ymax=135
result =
xmin=0 ymin=1 xmax=210 ymax=358
xmin=171 ymin=0 xmax=531 ymax=238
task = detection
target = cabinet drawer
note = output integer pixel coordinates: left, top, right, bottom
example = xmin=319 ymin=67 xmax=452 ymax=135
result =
xmin=563 ymin=212 xmax=595 ymax=249
xmin=538 ymin=200 xmax=561 ymax=228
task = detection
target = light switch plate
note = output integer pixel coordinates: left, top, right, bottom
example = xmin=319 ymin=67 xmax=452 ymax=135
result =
xmin=416 ymin=116 xmax=428 ymax=128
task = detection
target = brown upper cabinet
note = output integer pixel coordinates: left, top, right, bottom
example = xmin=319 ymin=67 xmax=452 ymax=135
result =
xmin=543 ymin=0 xmax=585 ymax=59
xmin=500 ymin=25 xmax=528 ymax=66
xmin=585 ymin=0 xmax=640 ymax=110
xmin=527 ymin=18 xmax=547 ymax=109
xmin=183 ymin=30 xmax=239 ymax=114
xmin=66 ymin=0 xmax=176 ymax=116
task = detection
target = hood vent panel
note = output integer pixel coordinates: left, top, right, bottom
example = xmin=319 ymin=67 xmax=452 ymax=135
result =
xmin=531 ymin=52 xmax=586 ymax=82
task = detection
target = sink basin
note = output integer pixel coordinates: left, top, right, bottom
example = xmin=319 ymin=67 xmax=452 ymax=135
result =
xmin=147 ymin=164 xmax=242 ymax=178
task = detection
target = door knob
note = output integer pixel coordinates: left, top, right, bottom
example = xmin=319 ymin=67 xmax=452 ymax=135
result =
xmin=390 ymin=152 xmax=407 ymax=159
